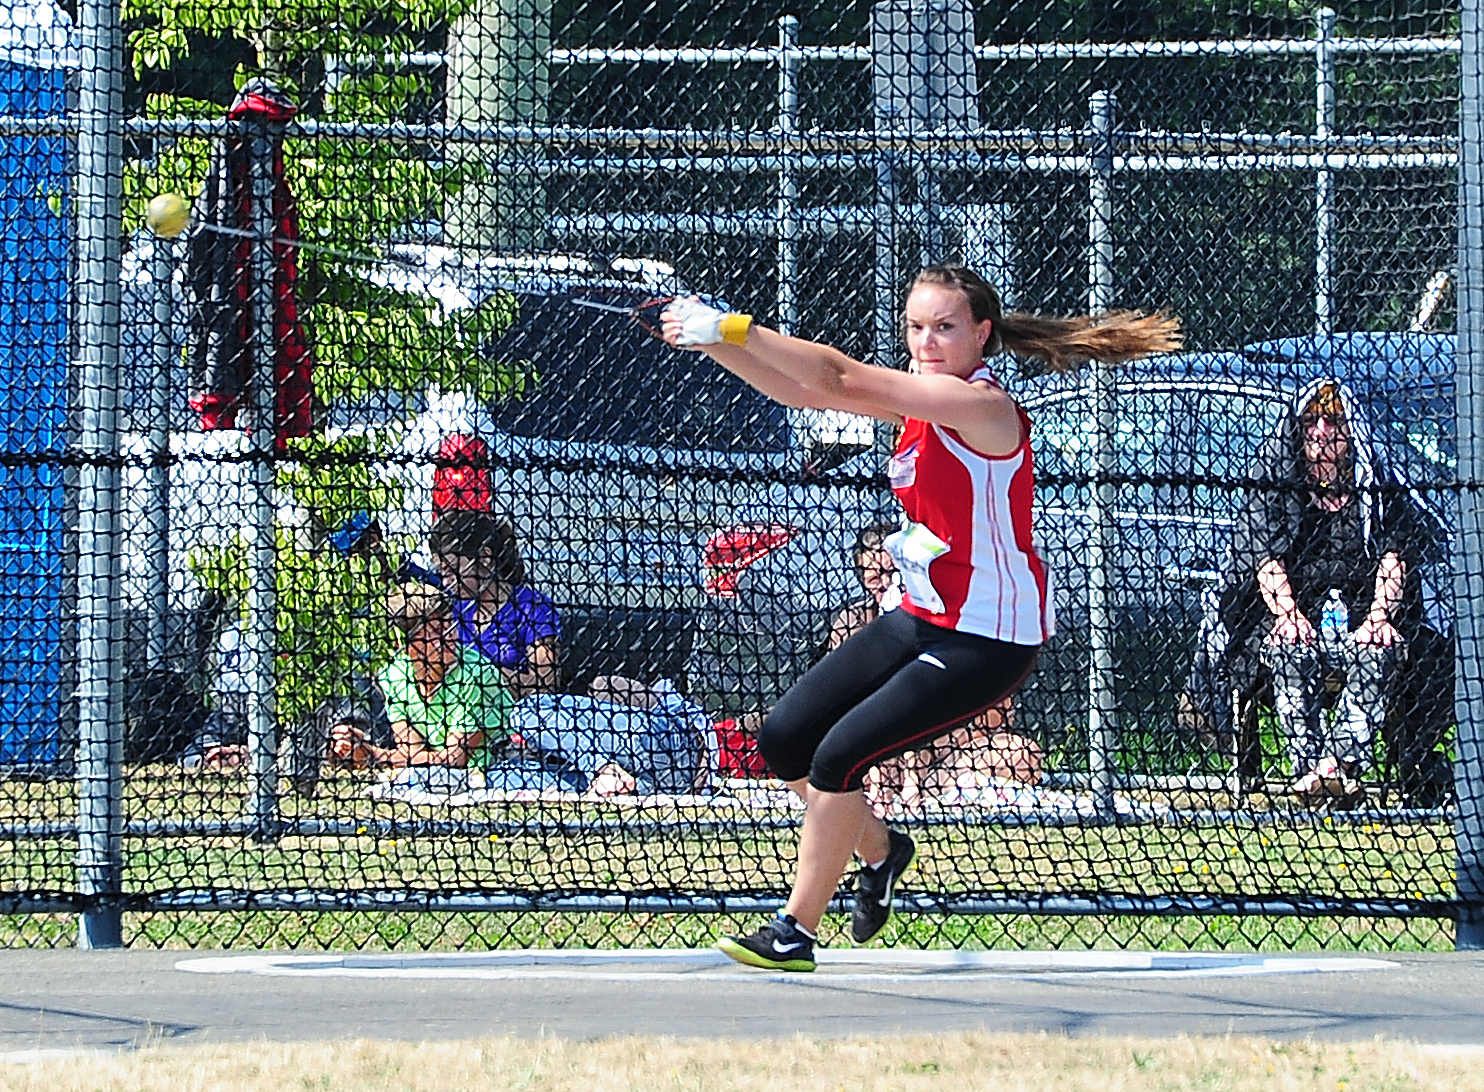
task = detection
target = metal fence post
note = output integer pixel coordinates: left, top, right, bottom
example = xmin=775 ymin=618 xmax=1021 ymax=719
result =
xmin=872 ymin=158 xmax=899 ymax=370
xmin=145 ymin=244 xmax=172 ymax=663
xmin=1087 ymin=90 xmax=1118 ymax=817
xmin=1314 ymin=7 xmax=1336 ymax=337
xmin=1454 ymin=0 xmax=1484 ymax=951
xmin=870 ymin=1 xmax=903 ymax=485
xmin=74 ymin=0 xmax=126 ymax=949
xmin=778 ymin=15 xmax=799 ymax=336
xmin=247 ymin=128 xmax=280 ymax=841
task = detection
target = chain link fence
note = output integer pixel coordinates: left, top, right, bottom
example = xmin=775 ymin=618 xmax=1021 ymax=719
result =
xmin=0 ymin=0 xmax=1478 ymax=951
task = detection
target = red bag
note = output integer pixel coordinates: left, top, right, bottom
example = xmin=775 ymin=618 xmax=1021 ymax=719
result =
xmin=713 ymin=718 xmax=769 ymax=778
xmin=432 ymin=433 xmax=492 ymax=517
xmin=185 ymin=79 xmax=312 ymax=451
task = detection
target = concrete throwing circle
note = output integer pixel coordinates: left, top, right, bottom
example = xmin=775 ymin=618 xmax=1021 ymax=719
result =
xmin=177 ymin=949 xmax=1396 ymax=983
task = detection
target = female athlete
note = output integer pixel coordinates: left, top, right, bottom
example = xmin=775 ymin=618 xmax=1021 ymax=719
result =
xmin=661 ymin=266 xmax=1179 ymax=970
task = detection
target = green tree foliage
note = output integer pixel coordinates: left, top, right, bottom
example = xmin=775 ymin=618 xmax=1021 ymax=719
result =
xmin=190 ymin=533 xmax=402 ymax=726
xmin=122 ymin=0 xmax=467 ymax=89
xmin=121 ymin=0 xmax=520 ymax=735
xmin=120 ymin=0 xmax=513 ymax=411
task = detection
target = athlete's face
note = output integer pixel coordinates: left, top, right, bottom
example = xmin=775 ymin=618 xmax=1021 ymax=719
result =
xmin=903 ymin=284 xmax=993 ymax=378
xmin=1301 ymin=409 xmax=1350 ymax=468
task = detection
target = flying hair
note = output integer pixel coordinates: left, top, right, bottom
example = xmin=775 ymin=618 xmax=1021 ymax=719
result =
xmin=910 ymin=265 xmax=1183 ymax=375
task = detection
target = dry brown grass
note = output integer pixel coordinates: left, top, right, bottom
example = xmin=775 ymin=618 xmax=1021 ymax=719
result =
xmin=1 ymin=1033 xmax=1478 ymax=1091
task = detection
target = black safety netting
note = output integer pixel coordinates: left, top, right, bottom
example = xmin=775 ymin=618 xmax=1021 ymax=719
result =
xmin=0 ymin=0 xmax=1476 ymax=953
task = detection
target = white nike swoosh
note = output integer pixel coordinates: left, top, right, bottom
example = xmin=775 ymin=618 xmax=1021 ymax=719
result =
xmin=771 ymin=939 xmax=803 ymax=954
xmin=877 ymin=874 xmax=902 ymax=906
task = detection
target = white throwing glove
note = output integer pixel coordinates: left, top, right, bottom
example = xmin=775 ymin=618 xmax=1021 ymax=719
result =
xmin=665 ymin=297 xmax=752 ymax=346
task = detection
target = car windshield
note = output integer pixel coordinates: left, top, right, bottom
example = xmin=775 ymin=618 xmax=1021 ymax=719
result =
xmin=1172 ymin=387 xmax=1287 ymax=480
xmin=1383 ymin=416 xmax=1456 ymax=478
xmin=480 ymin=291 xmax=789 ymax=452
xmin=1031 ymin=383 xmax=1288 ymax=492
xmin=1031 ymin=385 xmax=1183 ymax=479
xmin=1029 ymin=376 xmax=1461 ymax=510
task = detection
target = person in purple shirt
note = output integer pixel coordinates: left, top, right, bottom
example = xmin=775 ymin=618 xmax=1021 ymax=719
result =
xmin=428 ymin=511 xmax=563 ymax=700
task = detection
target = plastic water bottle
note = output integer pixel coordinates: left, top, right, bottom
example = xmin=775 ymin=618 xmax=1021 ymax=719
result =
xmin=1320 ymin=588 xmax=1348 ymax=639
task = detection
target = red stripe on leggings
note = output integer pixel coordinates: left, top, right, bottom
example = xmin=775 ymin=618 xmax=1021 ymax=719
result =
xmin=833 ymin=650 xmax=1040 ymax=793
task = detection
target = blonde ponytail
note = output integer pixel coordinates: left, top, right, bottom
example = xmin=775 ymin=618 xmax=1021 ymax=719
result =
xmin=994 ymin=308 xmax=1183 ymax=374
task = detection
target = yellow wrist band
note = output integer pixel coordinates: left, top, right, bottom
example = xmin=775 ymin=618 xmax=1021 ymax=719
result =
xmin=719 ymin=312 xmax=752 ymax=345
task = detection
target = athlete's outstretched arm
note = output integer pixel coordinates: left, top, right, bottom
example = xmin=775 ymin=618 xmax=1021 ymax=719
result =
xmin=700 ymin=339 xmax=900 ymax=423
xmin=657 ymin=303 xmax=891 ymax=419
xmin=662 ymin=300 xmax=1023 ymax=453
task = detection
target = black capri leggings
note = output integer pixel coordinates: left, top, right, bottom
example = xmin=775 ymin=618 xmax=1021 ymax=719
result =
xmin=759 ymin=608 xmax=1040 ymax=793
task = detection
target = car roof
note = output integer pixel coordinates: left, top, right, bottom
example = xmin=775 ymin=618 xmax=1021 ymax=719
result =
xmin=1241 ymin=332 xmax=1454 ymax=388
xmin=1012 ymin=331 xmax=1455 ymax=404
xmin=369 ymin=245 xmax=688 ymax=310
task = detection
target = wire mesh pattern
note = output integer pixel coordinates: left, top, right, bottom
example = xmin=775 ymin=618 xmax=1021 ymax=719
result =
xmin=0 ymin=0 xmax=1476 ymax=952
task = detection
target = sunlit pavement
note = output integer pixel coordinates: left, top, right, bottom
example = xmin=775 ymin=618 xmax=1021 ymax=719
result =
xmin=0 ymin=948 xmax=1481 ymax=1055
xmin=176 ymin=947 xmax=1397 ymax=982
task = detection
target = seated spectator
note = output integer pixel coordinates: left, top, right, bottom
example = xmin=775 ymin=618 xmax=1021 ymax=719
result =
xmin=329 ymin=585 xmax=513 ymax=773
xmin=1219 ymin=378 xmax=1442 ymax=807
xmin=429 ymin=510 xmax=562 ymax=700
xmin=180 ymin=617 xmax=253 ymax=773
xmin=824 ymin=523 xmax=903 ymax=649
xmin=503 ymin=675 xmax=711 ymax=796
xmin=867 ymin=704 xmax=1044 ymax=815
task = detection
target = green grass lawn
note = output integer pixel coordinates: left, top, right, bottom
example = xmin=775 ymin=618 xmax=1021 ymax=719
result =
xmin=0 ymin=767 xmax=1460 ymax=952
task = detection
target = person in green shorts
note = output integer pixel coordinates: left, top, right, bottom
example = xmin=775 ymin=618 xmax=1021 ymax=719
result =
xmin=329 ymin=585 xmax=512 ymax=770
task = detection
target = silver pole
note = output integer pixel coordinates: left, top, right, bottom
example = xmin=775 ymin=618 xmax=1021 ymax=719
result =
xmin=74 ymin=0 xmax=126 ymax=949
xmin=145 ymin=245 xmax=172 ymax=663
xmin=1454 ymin=0 xmax=1484 ymax=950
xmin=917 ymin=167 xmax=942 ymax=264
xmin=1086 ymin=90 xmax=1118 ymax=818
xmin=247 ymin=131 xmax=280 ymax=840
xmin=871 ymin=95 xmax=900 ymax=484
xmin=873 ymin=155 xmax=898 ymax=370
xmin=1315 ymin=7 xmax=1336 ymax=336
xmin=778 ymin=15 xmax=800 ymax=335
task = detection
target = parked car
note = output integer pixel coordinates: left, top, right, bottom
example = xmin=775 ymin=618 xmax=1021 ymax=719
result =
xmin=355 ymin=247 xmax=883 ymax=694
xmin=1010 ymin=331 xmax=1454 ymax=789
xmin=120 ymin=245 xmax=884 ymax=705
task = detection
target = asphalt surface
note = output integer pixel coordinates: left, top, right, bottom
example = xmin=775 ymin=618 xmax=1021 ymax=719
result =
xmin=0 ymin=946 xmax=1481 ymax=1056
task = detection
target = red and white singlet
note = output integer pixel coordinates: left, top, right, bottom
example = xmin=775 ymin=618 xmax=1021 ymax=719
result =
xmin=884 ymin=366 xmax=1055 ymax=646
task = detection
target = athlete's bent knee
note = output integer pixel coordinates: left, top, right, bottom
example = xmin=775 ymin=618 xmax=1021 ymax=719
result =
xmin=807 ymin=741 xmax=862 ymax=795
xmin=756 ymin=708 xmax=812 ymax=784
xmin=806 ymin=770 xmax=851 ymax=794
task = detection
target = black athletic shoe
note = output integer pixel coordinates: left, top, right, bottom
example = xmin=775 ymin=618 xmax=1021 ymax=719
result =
xmin=717 ymin=914 xmax=817 ymax=972
xmin=852 ymin=829 xmax=917 ymax=944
